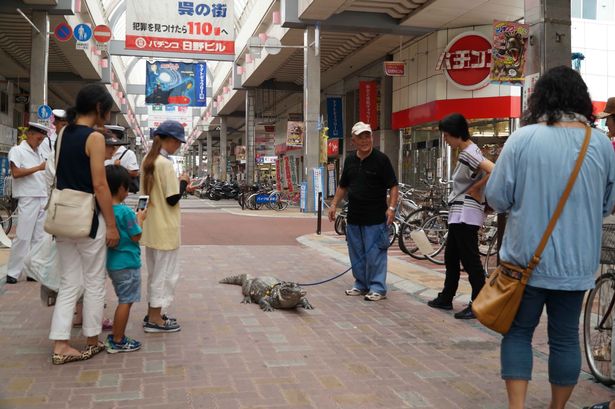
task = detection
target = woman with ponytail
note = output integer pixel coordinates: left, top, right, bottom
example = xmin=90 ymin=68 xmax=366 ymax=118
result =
xmin=140 ymin=120 xmax=190 ymax=333
xmin=48 ymin=84 xmax=120 ymax=364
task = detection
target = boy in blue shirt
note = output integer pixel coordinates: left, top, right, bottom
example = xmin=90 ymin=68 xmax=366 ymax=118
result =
xmin=104 ymin=165 xmax=146 ymax=353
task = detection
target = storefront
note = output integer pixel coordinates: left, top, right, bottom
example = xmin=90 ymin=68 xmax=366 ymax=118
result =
xmin=392 ymin=27 xmax=521 ymax=185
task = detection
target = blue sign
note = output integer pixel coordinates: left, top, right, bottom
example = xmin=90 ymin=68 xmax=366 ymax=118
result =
xmin=74 ymin=24 xmax=92 ymax=42
xmin=255 ymin=193 xmax=274 ymax=204
xmin=327 ymin=97 xmax=343 ymax=138
xmin=146 ymin=61 xmax=207 ymax=107
xmin=300 ymin=182 xmax=307 ymax=211
xmin=54 ymin=22 xmax=72 ymax=42
xmin=37 ymin=105 xmax=52 ymax=120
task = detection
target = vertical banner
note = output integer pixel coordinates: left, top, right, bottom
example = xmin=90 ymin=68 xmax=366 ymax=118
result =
xmin=146 ymin=61 xmax=207 ymax=106
xmin=312 ymin=167 xmax=324 ymax=211
xmin=326 ymin=97 xmax=343 ymax=138
xmin=275 ymin=159 xmax=282 ymax=191
xmin=327 ymin=163 xmax=336 ymax=198
xmin=491 ymin=21 xmax=530 ymax=84
xmin=289 ymin=157 xmax=298 ymax=187
xmin=287 ymin=121 xmax=304 ymax=147
xmin=125 ymin=0 xmax=234 ymax=55
xmin=300 ymin=182 xmax=308 ymax=212
xmin=320 ymin=127 xmax=328 ymax=165
xmin=359 ymin=81 xmax=379 ymax=131
xmin=283 ymin=157 xmax=293 ymax=192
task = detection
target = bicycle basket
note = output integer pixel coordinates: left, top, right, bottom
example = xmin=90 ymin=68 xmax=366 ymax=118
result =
xmin=601 ymin=224 xmax=615 ymax=264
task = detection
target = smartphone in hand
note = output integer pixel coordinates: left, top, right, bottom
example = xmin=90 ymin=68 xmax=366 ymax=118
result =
xmin=136 ymin=195 xmax=149 ymax=211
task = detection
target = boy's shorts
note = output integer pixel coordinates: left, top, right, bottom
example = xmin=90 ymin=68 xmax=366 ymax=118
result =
xmin=108 ymin=268 xmax=141 ymax=304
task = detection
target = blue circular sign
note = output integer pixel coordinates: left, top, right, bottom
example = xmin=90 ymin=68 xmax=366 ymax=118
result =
xmin=54 ymin=22 xmax=72 ymax=42
xmin=74 ymin=24 xmax=92 ymax=42
xmin=37 ymin=105 xmax=52 ymax=120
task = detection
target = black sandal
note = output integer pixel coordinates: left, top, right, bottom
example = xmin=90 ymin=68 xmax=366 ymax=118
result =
xmin=584 ymin=402 xmax=612 ymax=409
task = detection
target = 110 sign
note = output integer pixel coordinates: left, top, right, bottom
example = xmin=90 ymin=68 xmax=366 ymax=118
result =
xmin=187 ymin=21 xmax=222 ymax=36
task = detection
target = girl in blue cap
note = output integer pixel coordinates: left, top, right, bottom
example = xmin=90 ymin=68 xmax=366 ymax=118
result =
xmin=140 ymin=120 xmax=190 ymax=333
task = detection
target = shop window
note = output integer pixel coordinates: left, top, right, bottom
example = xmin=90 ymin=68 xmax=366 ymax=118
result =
xmin=0 ymin=91 xmax=8 ymax=114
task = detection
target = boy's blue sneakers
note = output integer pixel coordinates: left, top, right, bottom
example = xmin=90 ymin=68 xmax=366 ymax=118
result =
xmin=105 ymin=335 xmax=141 ymax=354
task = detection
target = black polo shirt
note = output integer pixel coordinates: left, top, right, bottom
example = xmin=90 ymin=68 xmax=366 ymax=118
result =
xmin=339 ymin=149 xmax=398 ymax=225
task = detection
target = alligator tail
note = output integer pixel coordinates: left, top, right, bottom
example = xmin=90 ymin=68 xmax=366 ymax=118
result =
xmin=219 ymin=274 xmax=247 ymax=285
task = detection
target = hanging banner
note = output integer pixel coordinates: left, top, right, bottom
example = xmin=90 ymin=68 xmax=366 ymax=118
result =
xmin=327 ymin=139 xmax=339 ymax=156
xmin=326 ymin=97 xmax=343 ymax=138
xmin=491 ymin=21 xmax=530 ymax=84
xmin=283 ymin=156 xmax=293 ymax=192
xmin=145 ymin=61 xmax=207 ymax=106
xmin=287 ymin=121 xmax=304 ymax=147
xmin=275 ymin=159 xmax=282 ymax=192
xmin=383 ymin=61 xmax=406 ymax=77
xmin=319 ymin=127 xmax=328 ymax=165
xmin=327 ymin=162 xmax=336 ymax=197
xmin=359 ymin=81 xmax=378 ymax=131
xmin=125 ymin=0 xmax=234 ymax=55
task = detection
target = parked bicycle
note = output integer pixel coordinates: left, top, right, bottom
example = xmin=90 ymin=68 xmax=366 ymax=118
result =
xmin=583 ymin=222 xmax=615 ymax=386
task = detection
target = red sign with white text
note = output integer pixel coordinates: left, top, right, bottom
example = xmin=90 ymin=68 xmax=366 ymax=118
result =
xmin=359 ymin=81 xmax=379 ymax=131
xmin=384 ymin=61 xmax=406 ymax=77
xmin=327 ymin=139 xmax=339 ymax=156
xmin=435 ymin=32 xmax=493 ymax=91
xmin=284 ymin=157 xmax=293 ymax=192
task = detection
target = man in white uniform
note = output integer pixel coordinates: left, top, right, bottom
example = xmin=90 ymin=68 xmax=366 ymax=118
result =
xmin=104 ymin=125 xmax=139 ymax=193
xmin=6 ymin=122 xmax=49 ymax=284
xmin=39 ymin=109 xmax=68 ymax=161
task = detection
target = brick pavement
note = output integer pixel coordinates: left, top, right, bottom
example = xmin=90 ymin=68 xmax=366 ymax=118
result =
xmin=0 ymin=204 xmax=613 ymax=408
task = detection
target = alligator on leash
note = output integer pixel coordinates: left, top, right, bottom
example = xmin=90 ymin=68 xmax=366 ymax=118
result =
xmin=219 ymin=274 xmax=314 ymax=312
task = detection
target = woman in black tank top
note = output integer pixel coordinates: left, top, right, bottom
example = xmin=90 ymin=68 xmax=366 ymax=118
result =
xmin=49 ymin=84 xmax=120 ymax=365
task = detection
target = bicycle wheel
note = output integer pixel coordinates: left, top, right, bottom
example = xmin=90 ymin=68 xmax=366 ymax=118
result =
xmin=423 ymin=213 xmax=448 ymax=265
xmin=398 ymin=208 xmax=434 ymax=259
xmin=584 ymin=271 xmax=615 ymax=386
xmin=387 ymin=222 xmax=397 ymax=247
xmin=483 ymin=235 xmax=499 ymax=276
xmin=0 ymin=204 xmax=12 ymax=234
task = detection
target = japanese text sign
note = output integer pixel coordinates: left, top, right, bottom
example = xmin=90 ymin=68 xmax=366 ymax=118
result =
xmin=326 ymin=97 xmax=343 ymax=138
xmin=435 ymin=31 xmax=492 ymax=91
xmin=126 ymin=0 xmax=234 ymax=55
xmin=359 ymin=81 xmax=379 ymax=130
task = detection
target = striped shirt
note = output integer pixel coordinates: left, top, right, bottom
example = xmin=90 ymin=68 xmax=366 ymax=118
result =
xmin=447 ymin=142 xmax=486 ymax=226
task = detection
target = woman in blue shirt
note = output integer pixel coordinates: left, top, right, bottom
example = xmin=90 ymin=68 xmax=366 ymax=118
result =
xmin=486 ymin=66 xmax=615 ymax=409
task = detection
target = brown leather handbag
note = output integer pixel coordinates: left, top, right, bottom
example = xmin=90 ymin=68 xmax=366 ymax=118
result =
xmin=472 ymin=125 xmax=592 ymax=334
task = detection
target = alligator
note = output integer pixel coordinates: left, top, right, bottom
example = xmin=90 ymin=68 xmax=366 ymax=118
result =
xmin=219 ymin=274 xmax=314 ymax=312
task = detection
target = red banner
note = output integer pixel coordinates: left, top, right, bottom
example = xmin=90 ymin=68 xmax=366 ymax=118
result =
xmin=327 ymin=139 xmax=339 ymax=156
xmin=284 ymin=156 xmax=293 ymax=192
xmin=359 ymin=81 xmax=378 ymax=130
xmin=275 ymin=159 xmax=282 ymax=192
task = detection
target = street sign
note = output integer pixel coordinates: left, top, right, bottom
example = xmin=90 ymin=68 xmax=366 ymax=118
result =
xmin=37 ymin=105 xmax=52 ymax=120
xmin=54 ymin=22 xmax=73 ymax=42
xmin=93 ymin=25 xmax=112 ymax=43
xmin=74 ymin=24 xmax=92 ymax=42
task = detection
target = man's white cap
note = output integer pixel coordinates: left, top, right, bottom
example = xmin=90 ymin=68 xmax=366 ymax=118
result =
xmin=52 ymin=109 xmax=67 ymax=119
xmin=28 ymin=122 xmax=50 ymax=135
xmin=105 ymin=124 xmax=125 ymax=133
xmin=351 ymin=121 xmax=372 ymax=136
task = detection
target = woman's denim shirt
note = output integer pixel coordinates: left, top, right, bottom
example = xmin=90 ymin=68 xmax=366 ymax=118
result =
xmin=486 ymin=124 xmax=615 ymax=290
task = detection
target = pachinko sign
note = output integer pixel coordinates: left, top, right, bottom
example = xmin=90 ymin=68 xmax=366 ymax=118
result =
xmin=125 ymin=0 xmax=234 ymax=55
xmin=436 ymin=31 xmax=492 ymax=91
xmin=491 ymin=21 xmax=529 ymax=85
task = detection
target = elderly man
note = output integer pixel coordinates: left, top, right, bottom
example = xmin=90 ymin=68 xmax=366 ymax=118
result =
xmin=104 ymin=125 xmax=139 ymax=193
xmin=327 ymin=121 xmax=399 ymax=301
xmin=6 ymin=122 xmax=49 ymax=284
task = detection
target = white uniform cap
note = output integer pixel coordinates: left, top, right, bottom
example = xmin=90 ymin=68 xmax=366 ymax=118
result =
xmin=105 ymin=124 xmax=126 ymax=133
xmin=52 ymin=109 xmax=67 ymax=119
xmin=28 ymin=122 xmax=51 ymax=135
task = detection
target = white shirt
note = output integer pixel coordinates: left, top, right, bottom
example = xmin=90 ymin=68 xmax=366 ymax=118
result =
xmin=38 ymin=132 xmax=57 ymax=161
xmin=104 ymin=146 xmax=139 ymax=171
xmin=8 ymin=141 xmax=47 ymax=198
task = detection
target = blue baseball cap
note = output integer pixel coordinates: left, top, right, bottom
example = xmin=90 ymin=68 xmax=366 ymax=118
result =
xmin=153 ymin=120 xmax=186 ymax=143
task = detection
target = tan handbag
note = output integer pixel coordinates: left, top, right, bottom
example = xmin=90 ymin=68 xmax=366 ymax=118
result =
xmin=43 ymin=128 xmax=96 ymax=238
xmin=472 ymin=125 xmax=592 ymax=334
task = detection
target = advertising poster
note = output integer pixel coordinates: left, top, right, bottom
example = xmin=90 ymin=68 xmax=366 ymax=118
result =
xmin=287 ymin=121 xmax=304 ymax=147
xmin=359 ymin=81 xmax=379 ymax=131
xmin=326 ymin=97 xmax=343 ymax=138
xmin=125 ymin=0 xmax=234 ymax=55
xmin=491 ymin=21 xmax=529 ymax=84
xmin=235 ymin=145 xmax=246 ymax=162
xmin=146 ymin=61 xmax=207 ymax=106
